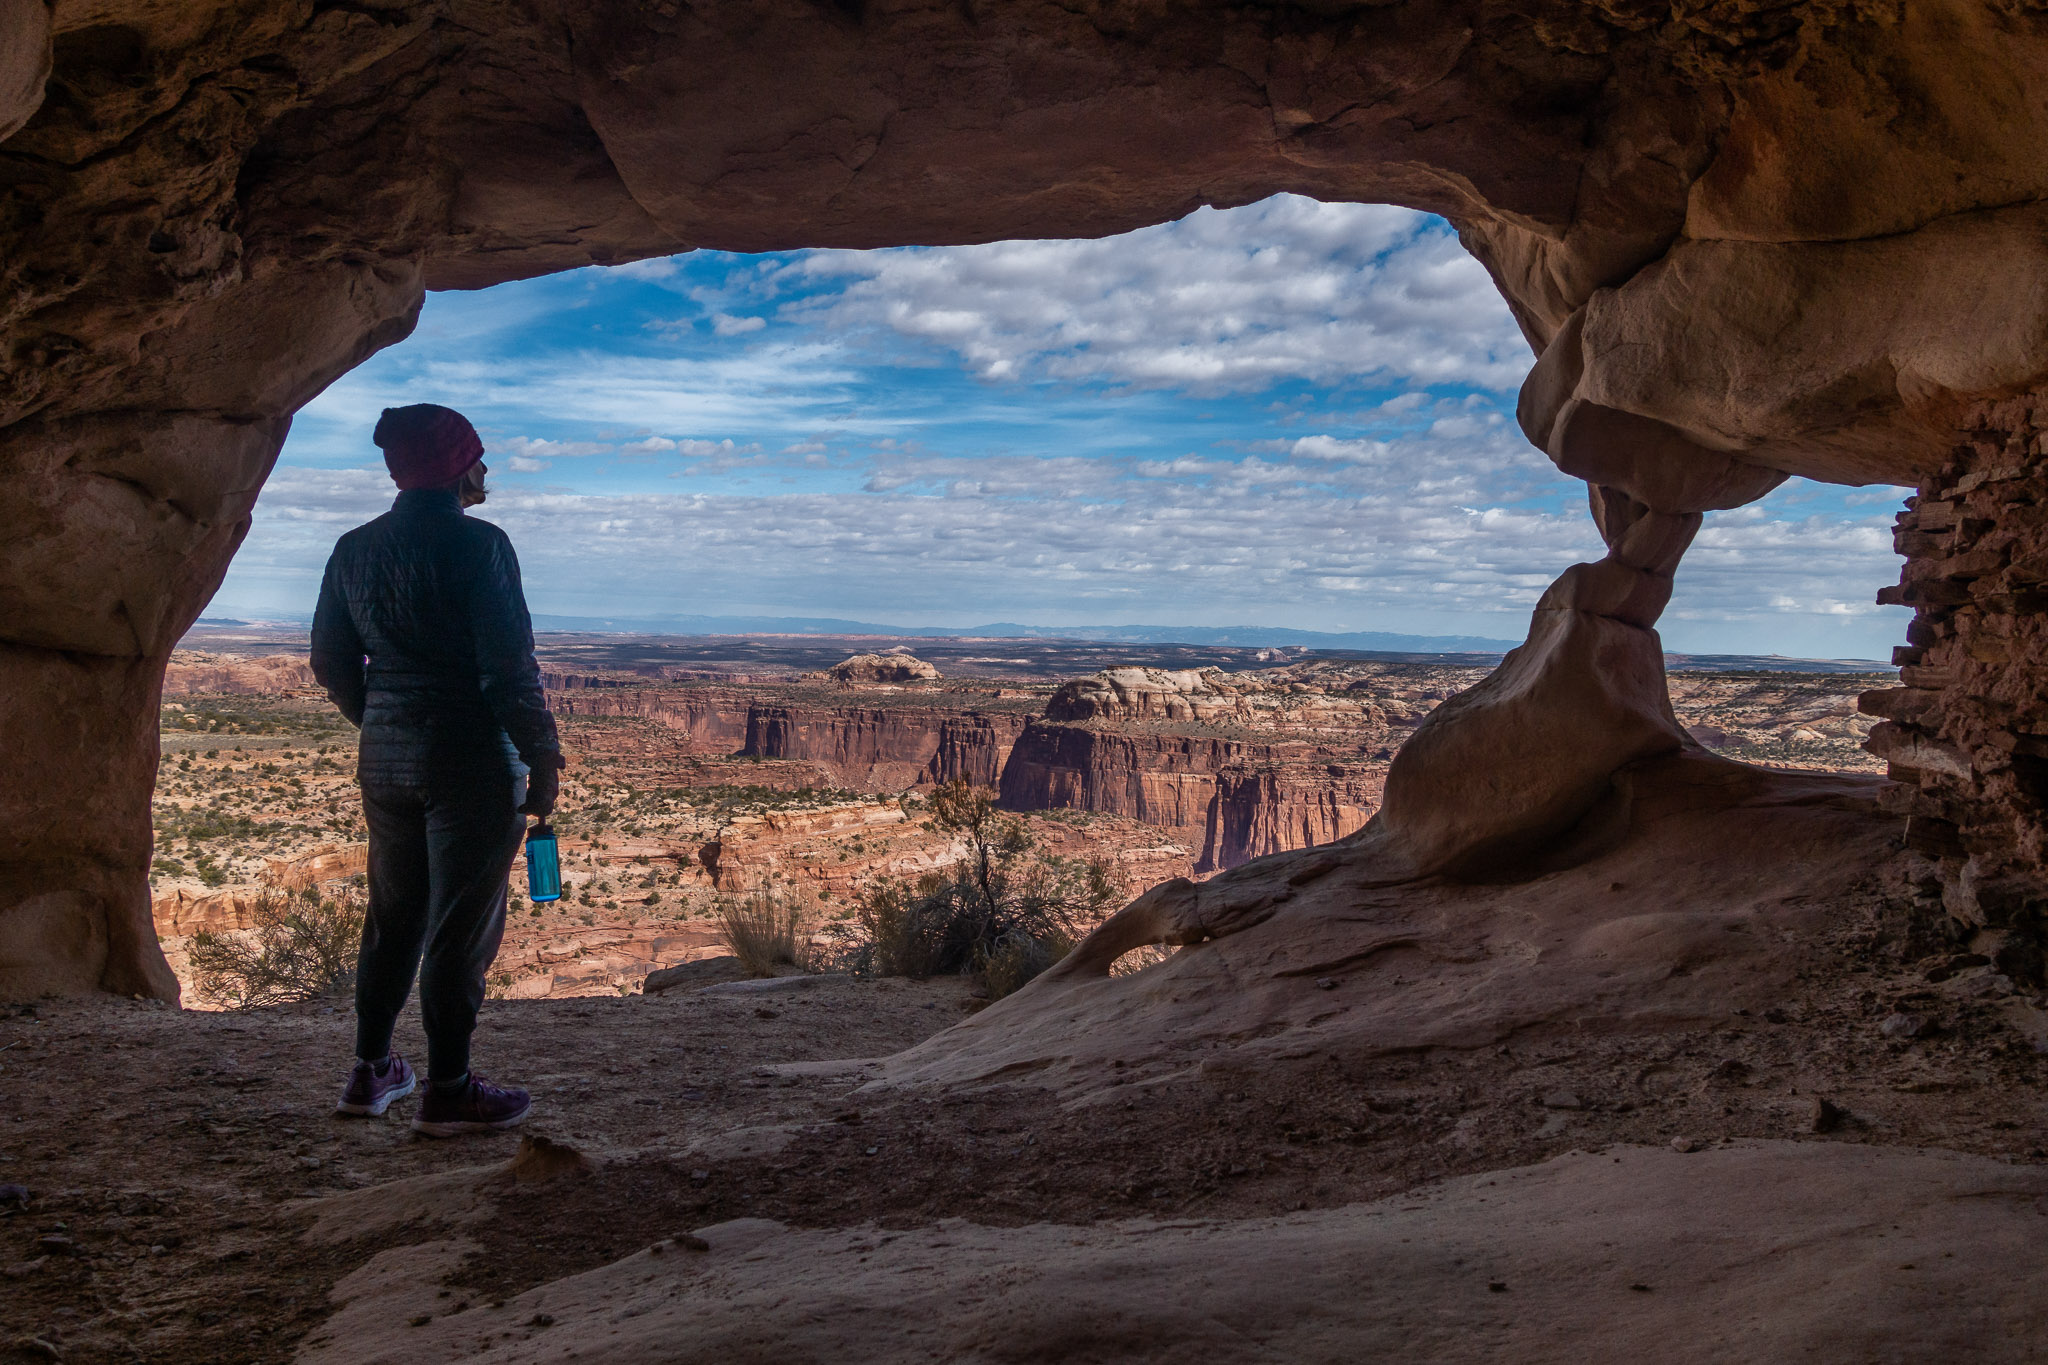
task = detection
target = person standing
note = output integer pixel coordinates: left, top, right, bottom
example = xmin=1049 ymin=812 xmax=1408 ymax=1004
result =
xmin=310 ymin=403 xmax=563 ymax=1136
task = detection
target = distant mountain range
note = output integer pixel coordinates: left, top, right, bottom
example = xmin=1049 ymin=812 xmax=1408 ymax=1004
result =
xmin=188 ymin=609 xmax=1889 ymax=670
xmin=519 ymin=613 xmax=1525 ymax=653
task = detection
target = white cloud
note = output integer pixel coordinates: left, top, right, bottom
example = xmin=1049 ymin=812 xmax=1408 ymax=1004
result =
xmin=222 ymin=451 xmax=1910 ymax=657
xmin=1289 ymin=435 xmax=1389 ymax=464
xmin=785 ymin=195 xmax=1532 ymax=394
xmin=494 ymin=435 xmax=612 ymax=459
xmin=711 ymin=313 xmax=767 ymax=336
xmin=506 ymin=455 xmax=549 ymax=473
xmin=619 ymin=437 xmax=677 ymax=453
xmin=610 ymin=258 xmax=680 ymax=280
xmin=407 ymin=345 xmax=870 ymax=436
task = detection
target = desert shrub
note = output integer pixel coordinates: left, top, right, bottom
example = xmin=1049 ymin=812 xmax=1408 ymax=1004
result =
xmin=827 ymin=780 xmax=1120 ymax=998
xmin=978 ymin=928 xmax=1074 ymax=1000
xmin=189 ymin=884 xmax=364 ymax=1009
xmin=714 ymin=888 xmax=814 ymax=977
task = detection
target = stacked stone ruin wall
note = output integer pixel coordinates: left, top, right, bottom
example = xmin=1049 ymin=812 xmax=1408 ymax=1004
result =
xmin=1861 ymin=396 xmax=2048 ymax=981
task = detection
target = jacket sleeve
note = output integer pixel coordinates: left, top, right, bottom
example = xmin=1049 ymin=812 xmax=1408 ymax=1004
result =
xmin=470 ymin=530 xmax=562 ymax=771
xmin=309 ymin=551 xmax=367 ymax=727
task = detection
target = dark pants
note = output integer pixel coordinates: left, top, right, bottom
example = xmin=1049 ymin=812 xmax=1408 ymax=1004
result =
xmin=355 ymin=773 xmax=526 ymax=1083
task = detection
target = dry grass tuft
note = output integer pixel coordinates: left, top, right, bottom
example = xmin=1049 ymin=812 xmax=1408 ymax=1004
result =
xmin=713 ymin=888 xmax=814 ymax=977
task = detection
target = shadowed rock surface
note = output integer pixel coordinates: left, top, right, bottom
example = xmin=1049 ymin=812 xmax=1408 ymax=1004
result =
xmin=307 ymin=1142 xmax=2048 ymax=1365
xmin=886 ymin=752 xmax=1896 ymax=1089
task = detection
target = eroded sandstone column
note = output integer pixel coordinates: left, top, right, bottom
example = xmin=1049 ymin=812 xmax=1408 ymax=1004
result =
xmin=1862 ymin=397 xmax=2048 ymax=984
xmin=0 ymin=412 xmax=289 ymax=1000
xmin=1364 ymin=311 xmax=1798 ymax=880
xmin=1371 ymin=486 xmax=1696 ymax=878
xmin=0 ymin=260 xmax=423 ymax=1001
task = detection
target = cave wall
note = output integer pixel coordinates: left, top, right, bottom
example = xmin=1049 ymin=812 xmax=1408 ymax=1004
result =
xmin=1863 ymin=397 xmax=2048 ymax=981
xmin=11 ymin=0 xmax=2048 ymax=996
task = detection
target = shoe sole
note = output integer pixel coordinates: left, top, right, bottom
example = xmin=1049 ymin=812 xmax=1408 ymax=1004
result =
xmin=334 ymin=1072 xmax=417 ymax=1118
xmin=410 ymin=1098 xmax=532 ymax=1138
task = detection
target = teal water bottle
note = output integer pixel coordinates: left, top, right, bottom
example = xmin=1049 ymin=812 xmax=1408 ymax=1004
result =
xmin=525 ymin=819 xmax=561 ymax=902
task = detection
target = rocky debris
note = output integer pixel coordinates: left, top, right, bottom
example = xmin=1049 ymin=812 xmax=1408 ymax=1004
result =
xmin=505 ymin=1136 xmax=590 ymax=1186
xmin=1880 ymin=1013 xmax=1932 ymax=1040
xmin=826 ymin=653 xmax=940 ymax=685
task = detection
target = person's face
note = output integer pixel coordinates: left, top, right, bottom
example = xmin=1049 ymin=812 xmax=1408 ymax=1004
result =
xmin=458 ymin=459 xmax=489 ymax=507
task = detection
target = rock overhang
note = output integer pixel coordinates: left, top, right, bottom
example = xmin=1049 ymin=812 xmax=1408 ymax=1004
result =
xmin=5 ymin=0 xmax=2048 ymax=996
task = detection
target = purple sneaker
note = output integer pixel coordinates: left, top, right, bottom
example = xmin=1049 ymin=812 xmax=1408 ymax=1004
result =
xmin=335 ymin=1054 xmax=417 ymax=1117
xmin=411 ymin=1076 xmax=532 ymax=1137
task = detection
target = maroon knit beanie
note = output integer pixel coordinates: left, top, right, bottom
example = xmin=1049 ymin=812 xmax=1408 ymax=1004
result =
xmin=374 ymin=404 xmax=484 ymax=490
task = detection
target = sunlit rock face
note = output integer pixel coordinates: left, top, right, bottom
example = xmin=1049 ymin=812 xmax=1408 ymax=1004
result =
xmin=8 ymin=0 xmax=2048 ymax=996
xmin=825 ymin=653 xmax=942 ymax=685
xmin=1045 ymin=669 xmax=1247 ymax=725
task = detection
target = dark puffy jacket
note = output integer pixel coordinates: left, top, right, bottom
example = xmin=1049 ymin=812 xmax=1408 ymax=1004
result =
xmin=310 ymin=489 xmax=560 ymax=787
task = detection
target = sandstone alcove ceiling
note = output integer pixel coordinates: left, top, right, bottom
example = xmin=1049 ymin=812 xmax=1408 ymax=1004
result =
xmin=7 ymin=0 xmax=2048 ymax=1016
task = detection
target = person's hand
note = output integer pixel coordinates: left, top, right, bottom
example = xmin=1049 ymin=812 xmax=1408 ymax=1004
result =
xmin=520 ymin=756 xmax=562 ymax=817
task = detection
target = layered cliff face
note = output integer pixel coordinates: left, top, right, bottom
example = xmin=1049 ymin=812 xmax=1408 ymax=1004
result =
xmin=549 ymin=686 xmax=752 ymax=754
xmin=744 ymin=705 xmax=1030 ymax=791
xmin=1006 ymin=663 xmax=1399 ymax=870
xmin=547 ymin=683 xmax=1034 ymax=791
xmin=1206 ymin=765 xmax=1386 ymax=874
xmin=997 ymin=720 xmax=1385 ymax=873
xmin=1000 ymin=723 xmax=1247 ymax=857
xmin=161 ymin=652 xmax=316 ymax=696
xmin=543 ymin=671 xmax=1391 ymax=872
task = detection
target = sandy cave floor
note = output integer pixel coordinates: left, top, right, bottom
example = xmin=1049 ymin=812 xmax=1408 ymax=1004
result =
xmin=3 ymin=868 xmax=2048 ymax=1364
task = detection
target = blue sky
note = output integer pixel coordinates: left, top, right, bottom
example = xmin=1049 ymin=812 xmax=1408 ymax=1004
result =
xmin=215 ymin=195 xmax=1911 ymax=658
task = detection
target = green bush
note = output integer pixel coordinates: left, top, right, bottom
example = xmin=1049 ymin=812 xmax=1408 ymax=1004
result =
xmin=189 ymin=885 xmax=364 ymax=1009
xmin=827 ymin=780 xmax=1119 ymax=998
